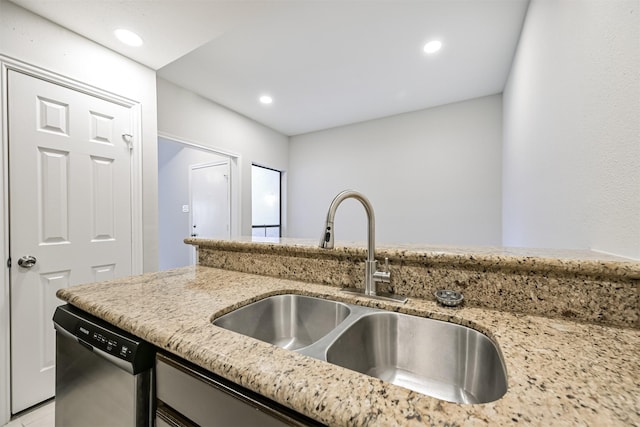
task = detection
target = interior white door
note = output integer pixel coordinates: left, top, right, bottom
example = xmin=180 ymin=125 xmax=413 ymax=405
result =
xmin=190 ymin=162 xmax=230 ymax=259
xmin=8 ymin=70 xmax=133 ymax=413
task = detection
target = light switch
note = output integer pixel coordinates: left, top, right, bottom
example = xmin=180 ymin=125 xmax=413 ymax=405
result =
xmin=182 ymin=205 xmax=189 ymax=213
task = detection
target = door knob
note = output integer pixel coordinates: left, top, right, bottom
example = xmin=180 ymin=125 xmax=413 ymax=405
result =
xmin=17 ymin=255 xmax=37 ymax=268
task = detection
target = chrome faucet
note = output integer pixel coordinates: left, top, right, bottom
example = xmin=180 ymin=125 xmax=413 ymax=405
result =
xmin=319 ymin=190 xmax=406 ymax=302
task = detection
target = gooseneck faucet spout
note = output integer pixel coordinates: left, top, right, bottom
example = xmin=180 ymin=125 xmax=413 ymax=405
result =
xmin=320 ymin=190 xmax=374 ymax=253
xmin=319 ymin=190 xmax=390 ymax=297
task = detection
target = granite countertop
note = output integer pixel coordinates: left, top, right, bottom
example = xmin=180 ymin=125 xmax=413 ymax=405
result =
xmin=214 ymin=237 xmax=640 ymax=263
xmin=188 ymin=237 xmax=640 ymax=280
xmin=57 ymin=265 xmax=639 ymax=426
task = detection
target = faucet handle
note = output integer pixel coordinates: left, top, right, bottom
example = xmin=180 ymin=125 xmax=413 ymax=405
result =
xmin=373 ymin=257 xmax=391 ymax=284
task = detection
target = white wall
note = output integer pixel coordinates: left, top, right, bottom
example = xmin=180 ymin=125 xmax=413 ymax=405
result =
xmin=157 ymin=78 xmax=289 ymax=236
xmin=288 ymin=95 xmax=503 ymax=246
xmin=503 ymin=0 xmax=640 ymax=259
xmin=158 ymin=138 xmax=228 ymax=270
xmin=0 ymin=0 xmax=159 ymax=422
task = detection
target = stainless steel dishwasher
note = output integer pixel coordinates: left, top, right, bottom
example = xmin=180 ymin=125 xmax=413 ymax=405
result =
xmin=53 ymin=304 xmax=155 ymax=427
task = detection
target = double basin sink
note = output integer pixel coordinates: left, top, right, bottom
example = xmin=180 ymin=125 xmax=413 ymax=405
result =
xmin=213 ymin=294 xmax=507 ymax=404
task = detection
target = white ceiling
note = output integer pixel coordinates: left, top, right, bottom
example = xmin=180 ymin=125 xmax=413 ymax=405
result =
xmin=10 ymin=0 xmax=530 ymax=136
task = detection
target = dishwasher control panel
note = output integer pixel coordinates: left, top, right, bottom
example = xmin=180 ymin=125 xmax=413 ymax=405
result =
xmin=53 ymin=304 xmax=154 ymax=373
xmin=75 ymin=323 xmax=135 ymax=360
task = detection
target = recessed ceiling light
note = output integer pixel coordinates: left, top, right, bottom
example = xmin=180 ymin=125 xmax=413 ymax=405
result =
xmin=259 ymin=95 xmax=273 ymax=105
xmin=114 ymin=29 xmax=143 ymax=47
xmin=423 ymin=40 xmax=442 ymax=54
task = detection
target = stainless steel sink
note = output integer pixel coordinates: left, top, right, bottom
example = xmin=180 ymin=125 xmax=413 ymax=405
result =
xmin=325 ymin=312 xmax=508 ymax=404
xmin=212 ymin=294 xmax=351 ymax=350
xmin=213 ymin=294 xmax=507 ymax=404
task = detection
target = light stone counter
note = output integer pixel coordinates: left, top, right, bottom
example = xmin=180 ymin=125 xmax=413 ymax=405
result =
xmin=199 ymin=237 xmax=639 ymax=264
xmin=57 ymin=266 xmax=639 ymax=426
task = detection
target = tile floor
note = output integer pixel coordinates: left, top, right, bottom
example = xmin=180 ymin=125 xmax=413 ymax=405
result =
xmin=3 ymin=400 xmax=54 ymax=427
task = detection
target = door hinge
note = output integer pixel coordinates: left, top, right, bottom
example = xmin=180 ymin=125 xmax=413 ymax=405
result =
xmin=7 ymin=257 xmax=11 ymax=268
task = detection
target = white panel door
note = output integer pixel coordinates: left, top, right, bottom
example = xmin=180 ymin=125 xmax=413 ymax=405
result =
xmin=190 ymin=162 xmax=230 ymax=258
xmin=8 ymin=70 xmax=133 ymax=413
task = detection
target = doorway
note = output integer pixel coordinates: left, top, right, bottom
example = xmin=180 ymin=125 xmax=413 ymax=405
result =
xmin=158 ymin=136 xmax=237 ymax=270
